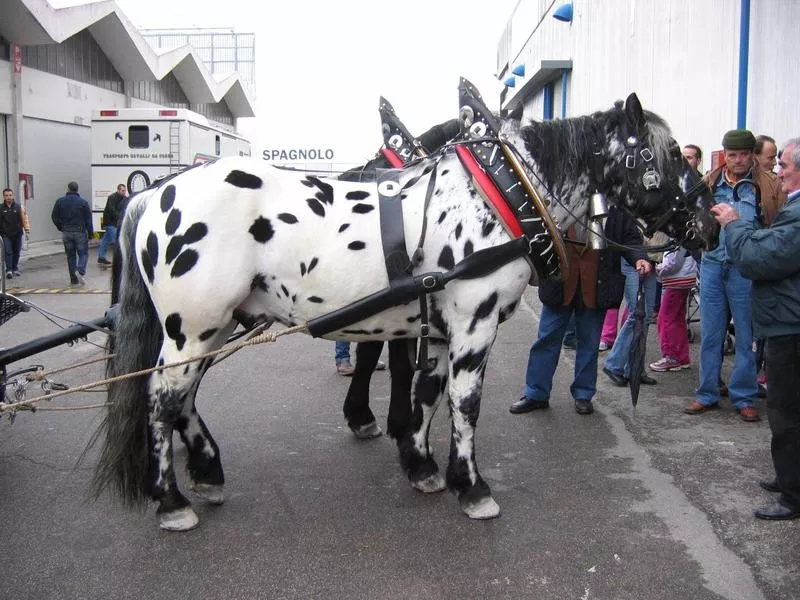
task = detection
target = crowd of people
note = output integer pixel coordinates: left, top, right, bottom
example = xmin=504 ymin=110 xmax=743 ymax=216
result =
xmin=511 ymin=129 xmax=800 ymax=522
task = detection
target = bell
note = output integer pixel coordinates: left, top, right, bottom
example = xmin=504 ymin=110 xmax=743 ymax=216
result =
xmin=587 ymin=192 xmax=608 ymax=250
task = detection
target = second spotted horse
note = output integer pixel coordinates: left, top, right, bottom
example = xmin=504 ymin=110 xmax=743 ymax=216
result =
xmin=92 ymin=79 xmax=718 ymax=530
xmin=338 ymin=99 xmax=460 ymax=440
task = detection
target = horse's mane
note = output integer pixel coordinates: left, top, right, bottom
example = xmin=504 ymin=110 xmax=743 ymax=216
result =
xmin=517 ymin=105 xmax=674 ymax=192
xmin=417 ymin=118 xmax=460 ymax=155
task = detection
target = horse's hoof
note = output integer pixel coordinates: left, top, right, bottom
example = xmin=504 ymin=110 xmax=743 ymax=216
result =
xmin=158 ymin=506 xmax=199 ymax=531
xmin=460 ymin=495 xmax=501 ymax=520
xmin=411 ymin=472 xmax=446 ymax=493
xmin=351 ymin=421 xmax=383 ymax=440
xmin=191 ymin=482 xmax=225 ymax=505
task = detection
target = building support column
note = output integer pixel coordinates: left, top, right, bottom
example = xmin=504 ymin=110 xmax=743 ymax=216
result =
xmin=7 ymin=43 xmax=23 ymax=200
xmin=736 ymin=0 xmax=751 ymax=128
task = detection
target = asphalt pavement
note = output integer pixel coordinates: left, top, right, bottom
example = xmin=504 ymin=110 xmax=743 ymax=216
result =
xmin=1 ymin=248 xmax=798 ymax=600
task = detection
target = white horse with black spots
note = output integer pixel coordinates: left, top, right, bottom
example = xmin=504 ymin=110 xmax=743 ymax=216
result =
xmin=91 ymin=92 xmax=717 ymax=531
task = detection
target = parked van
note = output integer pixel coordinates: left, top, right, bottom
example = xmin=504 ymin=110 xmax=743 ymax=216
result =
xmin=90 ymin=107 xmax=251 ymax=230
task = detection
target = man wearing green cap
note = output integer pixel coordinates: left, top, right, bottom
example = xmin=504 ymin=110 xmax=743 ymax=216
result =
xmin=684 ymin=129 xmax=786 ymax=422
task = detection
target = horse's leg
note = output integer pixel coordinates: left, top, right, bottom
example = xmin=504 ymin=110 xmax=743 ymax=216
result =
xmin=445 ymin=326 xmax=500 ymax=520
xmin=146 ymin=360 xmax=199 ymax=531
xmin=175 ymin=322 xmax=238 ymax=504
xmin=343 ymin=341 xmax=383 ymax=439
xmin=398 ymin=338 xmax=448 ymax=494
xmin=175 ymin=363 xmax=224 ymax=504
xmin=386 ymin=339 xmax=415 ymax=439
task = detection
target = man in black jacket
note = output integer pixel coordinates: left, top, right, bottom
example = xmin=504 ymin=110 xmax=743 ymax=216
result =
xmin=51 ymin=181 xmax=93 ymax=286
xmin=1 ymin=187 xmax=30 ymax=278
xmin=511 ymin=207 xmax=649 ymax=416
xmin=716 ymin=137 xmax=800 ymax=520
xmin=97 ymin=183 xmax=127 ymax=266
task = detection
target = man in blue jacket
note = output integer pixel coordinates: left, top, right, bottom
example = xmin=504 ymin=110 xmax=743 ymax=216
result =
xmin=712 ymin=136 xmax=800 ymax=521
xmin=51 ymin=181 xmax=93 ymax=286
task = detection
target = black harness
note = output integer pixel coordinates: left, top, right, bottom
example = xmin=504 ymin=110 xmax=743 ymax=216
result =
xmin=453 ymin=78 xmax=567 ymax=284
xmin=307 ymin=100 xmax=537 ymax=370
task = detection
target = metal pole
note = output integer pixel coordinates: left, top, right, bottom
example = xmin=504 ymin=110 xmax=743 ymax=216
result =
xmin=0 ymin=312 xmax=113 ymax=367
xmin=736 ymin=0 xmax=751 ymax=129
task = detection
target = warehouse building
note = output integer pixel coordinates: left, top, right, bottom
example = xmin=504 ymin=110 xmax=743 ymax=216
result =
xmin=0 ymin=0 xmax=254 ymax=243
xmin=497 ymin=0 xmax=798 ymax=172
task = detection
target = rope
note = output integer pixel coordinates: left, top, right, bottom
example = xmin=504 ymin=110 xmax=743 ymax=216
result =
xmin=0 ymin=324 xmax=308 ymax=416
xmin=23 ymin=353 xmax=115 ymax=381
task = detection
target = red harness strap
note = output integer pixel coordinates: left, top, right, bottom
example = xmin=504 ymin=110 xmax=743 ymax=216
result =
xmin=454 ymin=145 xmax=523 ymax=238
xmin=381 ymin=147 xmax=405 ymax=169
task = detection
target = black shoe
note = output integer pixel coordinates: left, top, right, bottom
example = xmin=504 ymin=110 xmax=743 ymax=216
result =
xmin=603 ymin=367 xmax=628 ymax=387
xmin=639 ymin=373 xmax=657 ymax=385
xmin=97 ymin=257 xmax=112 ymax=265
xmin=574 ymin=400 xmax=594 ymax=415
xmin=562 ymin=338 xmax=577 ymax=350
xmin=509 ymin=397 xmax=550 ymax=414
xmin=754 ymin=501 xmax=800 ymax=521
xmin=759 ymin=479 xmax=780 ymax=493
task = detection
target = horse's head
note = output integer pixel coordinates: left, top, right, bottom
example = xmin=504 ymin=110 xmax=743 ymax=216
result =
xmin=500 ymin=93 xmax=718 ymax=252
xmin=606 ymin=94 xmax=718 ymax=251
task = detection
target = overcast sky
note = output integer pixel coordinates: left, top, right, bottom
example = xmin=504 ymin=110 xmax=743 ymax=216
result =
xmin=52 ymin=0 xmax=520 ymax=165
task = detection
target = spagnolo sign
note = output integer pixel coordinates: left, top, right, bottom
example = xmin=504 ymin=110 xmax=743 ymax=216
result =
xmin=262 ymin=148 xmax=335 ymax=161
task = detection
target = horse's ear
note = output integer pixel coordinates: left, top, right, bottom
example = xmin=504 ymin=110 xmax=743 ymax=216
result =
xmin=624 ymin=93 xmax=646 ymax=132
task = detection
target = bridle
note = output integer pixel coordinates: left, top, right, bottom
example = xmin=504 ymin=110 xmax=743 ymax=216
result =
xmin=613 ymin=115 xmax=710 ymax=250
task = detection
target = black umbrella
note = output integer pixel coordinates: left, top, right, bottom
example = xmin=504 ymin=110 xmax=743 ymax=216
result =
xmin=628 ymin=276 xmax=648 ymax=412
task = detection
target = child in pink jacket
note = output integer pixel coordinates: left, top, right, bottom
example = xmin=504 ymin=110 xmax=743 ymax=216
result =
xmin=650 ymin=249 xmax=697 ymax=372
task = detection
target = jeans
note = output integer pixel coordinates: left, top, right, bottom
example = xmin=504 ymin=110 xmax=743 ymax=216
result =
xmin=335 ymin=341 xmax=351 ymax=364
xmin=604 ymin=260 xmax=657 ymax=378
xmin=765 ymin=334 xmax=800 ymax=509
xmin=563 ymin=313 xmax=577 ymax=347
xmin=62 ymin=230 xmax=89 ymax=281
xmin=2 ymin=231 xmax=23 ymax=272
xmin=657 ymin=288 xmax=690 ymax=364
xmin=98 ymin=224 xmax=117 ymax=260
xmin=523 ymin=302 xmax=606 ymax=402
xmin=697 ymin=260 xmax=757 ymax=408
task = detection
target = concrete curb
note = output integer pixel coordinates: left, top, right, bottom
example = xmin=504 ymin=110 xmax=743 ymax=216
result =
xmin=20 ymin=239 xmax=101 ymax=262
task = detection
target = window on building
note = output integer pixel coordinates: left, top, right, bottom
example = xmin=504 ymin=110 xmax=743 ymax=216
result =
xmin=543 ymin=82 xmax=555 ymax=121
xmin=215 ymin=135 xmax=221 ymax=156
xmin=129 ymin=125 xmax=150 ymax=149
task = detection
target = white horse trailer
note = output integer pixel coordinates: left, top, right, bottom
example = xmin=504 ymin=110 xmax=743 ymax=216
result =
xmin=90 ymin=108 xmax=251 ymax=230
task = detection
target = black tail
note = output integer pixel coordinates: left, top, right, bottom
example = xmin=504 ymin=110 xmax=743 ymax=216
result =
xmin=90 ymin=198 xmax=163 ymax=507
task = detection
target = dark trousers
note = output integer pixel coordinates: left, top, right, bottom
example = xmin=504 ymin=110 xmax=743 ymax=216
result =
xmin=2 ymin=231 xmax=23 ymax=272
xmin=62 ymin=230 xmax=88 ymax=282
xmin=765 ymin=334 xmax=800 ymax=509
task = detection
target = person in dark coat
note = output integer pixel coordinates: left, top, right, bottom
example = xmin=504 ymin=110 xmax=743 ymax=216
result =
xmin=510 ymin=207 xmax=649 ymax=416
xmin=97 ymin=183 xmax=127 ymax=265
xmin=51 ymin=181 xmax=93 ymax=286
xmin=713 ymin=137 xmax=800 ymax=521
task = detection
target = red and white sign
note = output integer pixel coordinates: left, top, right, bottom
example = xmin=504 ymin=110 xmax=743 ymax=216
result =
xmin=12 ymin=44 xmax=22 ymax=74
